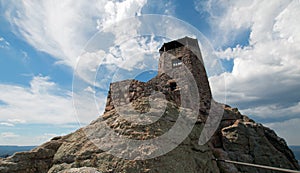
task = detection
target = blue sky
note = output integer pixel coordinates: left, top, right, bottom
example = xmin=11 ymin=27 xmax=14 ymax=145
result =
xmin=0 ymin=0 xmax=300 ymax=146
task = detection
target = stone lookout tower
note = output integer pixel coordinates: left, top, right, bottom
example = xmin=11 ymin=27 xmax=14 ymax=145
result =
xmin=158 ymin=37 xmax=212 ymax=111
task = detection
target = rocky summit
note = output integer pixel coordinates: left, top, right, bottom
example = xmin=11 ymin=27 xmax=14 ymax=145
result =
xmin=0 ymin=37 xmax=299 ymax=173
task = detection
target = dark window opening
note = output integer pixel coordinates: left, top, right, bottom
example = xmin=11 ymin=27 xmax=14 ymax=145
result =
xmin=170 ymin=82 xmax=177 ymax=91
xmin=172 ymin=58 xmax=183 ymax=68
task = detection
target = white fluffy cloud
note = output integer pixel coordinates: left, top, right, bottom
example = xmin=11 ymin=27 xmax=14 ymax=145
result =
xmin=242 ymin=102 xmax=300 ymax=119
xmin=99 ymin=0 xmax=147 ymax=29
xmin=197 ymin=0 xmax=300 ymax=111
xmin=0 ymin=76 xmax=77 ymax=124
xmin=195 ymin=0 xmax=296 ymax=46
xmin=196 ymin=0 xmax=300 ymax=144
xmin=1 ymin=0 xmax=147 ymax=67
xmin=266 ymin=118 xmax=300 ymax=145
xmin=76 ymin=35 xmax=163 ymax=88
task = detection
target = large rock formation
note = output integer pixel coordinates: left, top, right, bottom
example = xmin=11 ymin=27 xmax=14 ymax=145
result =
xmin=0 ymin=37 xmax=299 ymax=173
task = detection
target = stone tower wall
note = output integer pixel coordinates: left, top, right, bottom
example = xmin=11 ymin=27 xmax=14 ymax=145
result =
xmin=158 ymin=37 xmax=212 ymax=111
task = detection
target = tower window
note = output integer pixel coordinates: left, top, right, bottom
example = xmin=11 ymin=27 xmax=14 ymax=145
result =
xmin=169 ymin=81 xmax=177 ymax=91
xmin=172 ymin=58 xmax=182 ymax=68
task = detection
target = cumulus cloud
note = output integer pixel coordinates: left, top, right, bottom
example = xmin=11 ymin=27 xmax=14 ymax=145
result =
xmin=0 ymin=75 xmax=77 ymax=124
xmin=75 ymin=36 xmax=159 ymax=88
xmin=195 ymin=0 xmax=295 ymax=47
xmin=241 ymin=102 xmax=300 ymax=121
xmin=199 ymin=0 xmax=300 ymax=111
xmin=1 ymin=0 xmax=148 ymax=67
xmin=195 ymin=0 xmax=300 ymax=123
xmin=266 ymin=118 xmax=300 ymax=145
xmin=98 ymin=0 xmax=147 ymax=29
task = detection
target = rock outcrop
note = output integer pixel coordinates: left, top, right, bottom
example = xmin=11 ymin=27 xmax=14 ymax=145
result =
xmin=0 ymin=37 xmax=299 ymax=173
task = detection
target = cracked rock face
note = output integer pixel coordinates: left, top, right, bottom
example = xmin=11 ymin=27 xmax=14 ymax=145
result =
xmin=0 ymin=37 xmax=299 ymax=173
